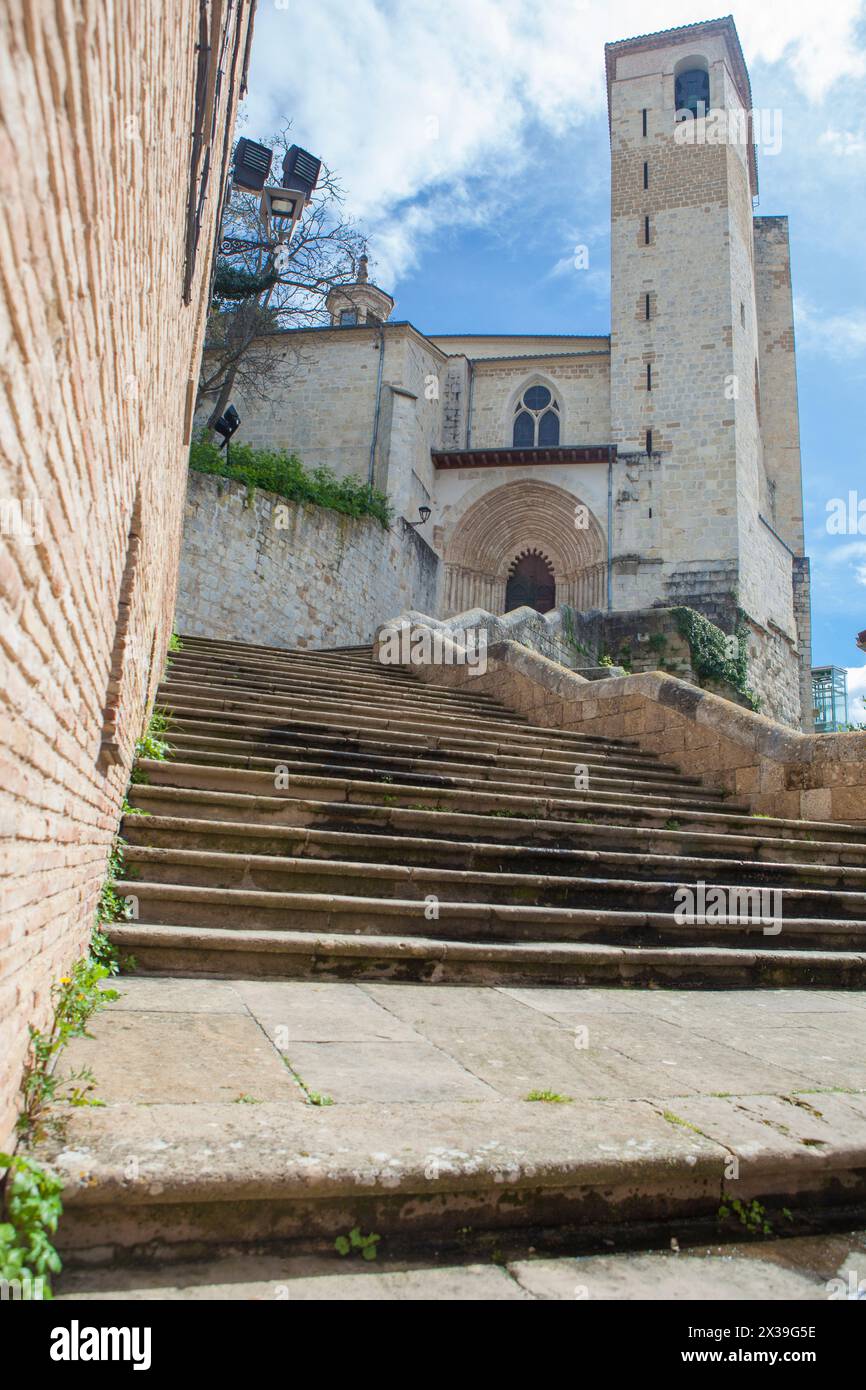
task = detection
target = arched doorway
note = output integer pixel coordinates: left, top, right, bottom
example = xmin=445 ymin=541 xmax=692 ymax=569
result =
xmin=505 ymin=549 xmax=555 ymax=613
xmin=442 ymin=479 xmax=607 ymax=617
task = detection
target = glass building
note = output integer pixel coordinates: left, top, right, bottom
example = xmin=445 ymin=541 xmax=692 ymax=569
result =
xmin=811 ymin=666 xmax=849 ymax=733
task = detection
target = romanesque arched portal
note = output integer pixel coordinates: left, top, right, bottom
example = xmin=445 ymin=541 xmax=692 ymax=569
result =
xmin=442 ymin=479 xmax=606 ymax=616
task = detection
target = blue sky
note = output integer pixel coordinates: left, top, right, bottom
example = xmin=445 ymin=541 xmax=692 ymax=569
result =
xmin=245 ymin=1 xmax=866 ymax=716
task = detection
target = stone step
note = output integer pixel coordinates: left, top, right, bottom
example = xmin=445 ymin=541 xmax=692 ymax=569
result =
xmin=106 ymin=920 xmax=866 ymax=987
xmin=131 ymin=759 xmax=866 ymax=847
xmin=163 ymin=714 xmax=681 ymax=778
xmin=157 ymin=688 xmax=651 ymax=752
xmin=41 ymin=1092 xmax=866 ymax=1271
xmin=122 ymin=814 xmax=866 ymax=889
xmin=179 ymin=634 xmax=373 ymax=659
xmin=158 ymin=687 xmax=532 ymax=737
xmin=121 ymin=844 xmax=866 ymax=921
xmin=161 ymin=667 xmax=524 ymax=717
xmin=165 ymin=655 xmax=508 ymax=706
xmin=159 ymin=745 xmax=733 ymax=813
xmin=113 ymin=878 xmax=866 ymax=951
xmin=164 ymin=730 xmax=720 ymax=798
xmin=126 ymin=784 xmax=866 ymax=867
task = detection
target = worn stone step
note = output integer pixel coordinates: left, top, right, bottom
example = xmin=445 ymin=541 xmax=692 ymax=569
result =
xmin=106 ymin=921 xmax=866 ymax=987
xmin=162 ymin=658 xmax=508 ymax=711
xmin=163 ymin=714 xmax=680 ymax=778
xmin=158 ymin=689 xmax=533 ymax=739
xmin=160 ymin=671 xmax=525 ymax=721
xmin=132 ymin=759 xmax=866 ymax=847
xmin=158 ymin=689 xmax=649 ymax=754
xmin=122 ymin=814 xmax=866 ymax=890
xmin=126 ymin=784 xmax=866 ymax=868
xmin=40 ymin=1090 xmax=866 ymax=1270
xmin=121 ymin=844 xmax=866 ymax=922
xmin=114 ymin=879 xmax=866 ymax=950
xmin=179 ymin=634 xmax=373 ymax=659
xmin=158 ymin=680 xmax=657 ymax=754
xmin=158 ymin=746 xmax=733 ymax=813
xmin=41 ymin=1089 xmax=866 ymax=1270
xmin=164 ymin=730 xmax=721 ymax=799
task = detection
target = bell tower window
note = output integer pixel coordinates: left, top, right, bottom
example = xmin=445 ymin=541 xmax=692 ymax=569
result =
xmin=675 ymin=66 xmax=710 ymax=120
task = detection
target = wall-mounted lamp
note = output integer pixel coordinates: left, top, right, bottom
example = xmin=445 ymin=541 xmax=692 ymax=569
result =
xmin=214 ymin=404 xmax=240 ymax=447
xmin=214 ymin=405 xmax=240 ymax=465
xmin=408 ymin=506 xmax=431 ymax=528
xmin=282 ymin=145 xmax=323 ymax=198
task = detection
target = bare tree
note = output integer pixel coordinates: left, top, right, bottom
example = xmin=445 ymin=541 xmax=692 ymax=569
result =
xmin=198 ymin=124 xmax=367 ymax=428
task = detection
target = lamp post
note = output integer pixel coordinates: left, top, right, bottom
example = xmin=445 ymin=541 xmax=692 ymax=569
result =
xmin=227 ymin=140 xmax=323 ymax=254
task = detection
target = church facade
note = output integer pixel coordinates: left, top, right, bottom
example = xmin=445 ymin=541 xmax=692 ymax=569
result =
xmin=204 ymin=17 xmax=810 ymax=728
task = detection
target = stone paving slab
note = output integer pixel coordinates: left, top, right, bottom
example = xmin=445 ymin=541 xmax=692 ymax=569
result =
xmin=234 ymin=980 xmax=423 ymax=1043
xmin=55 ymin=1233 xmax=866 ymax=1301
xmin=37 ymin=976 xmax=866 ymax=1270
xmin=60 ymin=976 xmax=866 ymax=1116
xmin=281 ymin=1040 xmax=498 ymax=1103
xmin=60 ymin=1009 xmax=300 ymax=1105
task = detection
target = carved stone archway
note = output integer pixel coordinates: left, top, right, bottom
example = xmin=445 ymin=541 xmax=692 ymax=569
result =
xmin=442 ymin=479 xmax=606 ymax=616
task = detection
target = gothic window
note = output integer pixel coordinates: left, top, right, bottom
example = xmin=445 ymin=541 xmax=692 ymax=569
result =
xmin=675 ymin=67 xmax=710 ymax=119
xmin=513 ymin=410 xmax=534 ymax=447
xmin=512 ymin=385 xmax=561 ymax=447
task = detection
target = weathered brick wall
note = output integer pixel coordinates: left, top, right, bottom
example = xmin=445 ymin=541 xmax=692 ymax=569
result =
xmin=0 ymin=0 xmax=255 ymax=1144
xmin=176 ymin=472 xmax=439 ymax=650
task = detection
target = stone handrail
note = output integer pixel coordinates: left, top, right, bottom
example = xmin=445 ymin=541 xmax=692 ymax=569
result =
xmin=392 ymin=605 xmax=586 ymax=669
xmin=374 ymin=612 xmax=866 ymax=824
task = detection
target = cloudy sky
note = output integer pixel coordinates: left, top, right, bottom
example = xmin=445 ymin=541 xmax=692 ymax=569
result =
xmin=243 ymin=1 xmax=866 ymax=719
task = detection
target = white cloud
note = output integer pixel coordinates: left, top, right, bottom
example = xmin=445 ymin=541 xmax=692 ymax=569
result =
xmin=846 ymin=663 xmax=866 ymax=723
xmin=794 ymin=296 xmax=866 ymax=359
xmin=819 ymin=127 xmax=866 ymax=157
xmin=244 ymin=1 xmax=866 ymax=284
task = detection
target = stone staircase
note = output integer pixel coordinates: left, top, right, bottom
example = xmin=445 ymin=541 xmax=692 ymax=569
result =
xmin=111 ymin=635 xmax=866 ymax=988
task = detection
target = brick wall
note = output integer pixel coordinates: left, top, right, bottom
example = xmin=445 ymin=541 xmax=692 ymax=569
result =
xmin=0 ymin=0 xmax=255 ymax=1144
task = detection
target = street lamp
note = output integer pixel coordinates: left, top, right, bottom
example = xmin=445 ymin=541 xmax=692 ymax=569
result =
xmin=408 ymin=506 xmax=431 ymax=528
xmin=261 ymin=145 xmax=322 ymax=243
xmin=260 ymin=186 xmax=305 ymax=227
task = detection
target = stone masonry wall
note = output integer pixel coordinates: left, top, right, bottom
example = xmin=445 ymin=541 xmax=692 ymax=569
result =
xmin=0 ymin=0 xmax=254 ymax=1145
xmin=176 ymin=472 xmax=439 ymax=650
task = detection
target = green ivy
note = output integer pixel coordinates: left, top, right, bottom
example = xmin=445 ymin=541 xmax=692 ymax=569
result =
xmin=212 ymin=262 xmax=279 ymax=303
xmin=189 ymin=437 xmax=393 ymax=528
xmin=0 ymin=1153 xmax=63 ymax=1297
xmin=17 ymin=956 xmax=119 ymax=1145
xmin=558 ymin=606 xmax=592 ymax=663
xmin=129 ymin=705 xmax=173 ymax=785
xmin=672 ymin=607 xmax=761 ymax=711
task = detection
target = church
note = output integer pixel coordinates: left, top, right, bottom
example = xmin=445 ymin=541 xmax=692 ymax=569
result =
xmin=201 ymin=16 xmax=810 ymax=728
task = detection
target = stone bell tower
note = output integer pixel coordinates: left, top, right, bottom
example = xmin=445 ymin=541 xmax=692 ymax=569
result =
xmin=326 ymin=255 xmax=394 ymax=327
xmin=606 ymin=16 xmax=810 ymax=727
